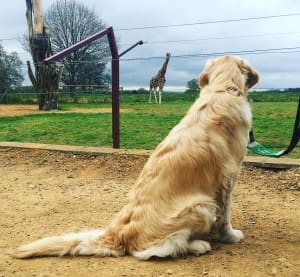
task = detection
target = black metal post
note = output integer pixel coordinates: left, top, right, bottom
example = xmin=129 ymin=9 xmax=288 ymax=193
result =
xmin=118 ymin=40 xmax=143 ymax=58
xmin=111 ymin=58 xmax=120 ymax=148
xmin=44 ymin=26 xmax=121 ymax=148
xmin=44 ymin=26 xmax=143 ymax=149
xmin=107 ymin=29 xmax=120 ymax=148
xmin=44 ymin=27 xmax=112 ymax=64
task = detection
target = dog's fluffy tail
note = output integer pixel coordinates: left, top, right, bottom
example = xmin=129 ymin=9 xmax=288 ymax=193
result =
xmin=11 ymin=229 xmax=122 ymax=259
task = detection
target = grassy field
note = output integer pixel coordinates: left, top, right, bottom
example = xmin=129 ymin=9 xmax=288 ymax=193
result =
xmin=0 ymin=91 xmax=299 ymax=158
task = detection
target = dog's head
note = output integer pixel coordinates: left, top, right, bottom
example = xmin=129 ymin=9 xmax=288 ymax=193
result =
xmin=199 ymin=56 xmax=259 ymax=95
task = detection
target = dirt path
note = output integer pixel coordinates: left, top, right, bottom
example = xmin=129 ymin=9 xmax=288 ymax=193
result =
xmin=0 ymin=104 xmax=131 ymax=117
xmin=0 ymin=148 xmax=299 ymax=277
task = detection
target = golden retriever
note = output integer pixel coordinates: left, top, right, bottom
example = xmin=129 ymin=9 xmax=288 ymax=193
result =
xmin=12 ymin=55 xmax=259 ymax=260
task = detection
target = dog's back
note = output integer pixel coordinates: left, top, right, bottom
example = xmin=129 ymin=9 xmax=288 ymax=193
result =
xmin=12 ymin=56 xmax=259 ymax=260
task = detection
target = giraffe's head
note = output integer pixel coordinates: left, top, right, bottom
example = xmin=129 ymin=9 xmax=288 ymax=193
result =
xmin=166 ymin=52 xmax=171 ymax=60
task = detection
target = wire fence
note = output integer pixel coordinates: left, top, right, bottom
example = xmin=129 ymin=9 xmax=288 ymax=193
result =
xmin=0 ymin=90 xmax=299 ymax=157
xmin=0 ymin=88 xmax=111 ymax=105
xmin=0 ymin=85 xmax=153 ymax=105
xmin=1 ymin=12 xmax=300 ymax=154
xmin=1 ymin=87 xmax=299 ymax=105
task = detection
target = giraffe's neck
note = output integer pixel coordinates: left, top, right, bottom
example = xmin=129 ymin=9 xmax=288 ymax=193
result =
xmin=158 ymin=57 xmax=170 ymax=77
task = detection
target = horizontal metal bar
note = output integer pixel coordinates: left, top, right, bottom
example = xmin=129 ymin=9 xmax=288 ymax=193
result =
xmin=118 ymin=40 xmax=143 ymax=57
xmin=44 ymin=27 xmax=113 ymax=64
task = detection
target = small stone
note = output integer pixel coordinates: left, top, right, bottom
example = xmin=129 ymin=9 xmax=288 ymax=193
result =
xmin=202 ymin=269 xmax=209 ymax=275
xmin=225 ymin=250 xmax=234 ymax=256
xmin=166 ymin=269 xmax=173 ymax=275
xmin=277 ymin=257 xmax=287 ymax=263
xmin=270 ymin=267 xmax=277 ymax=275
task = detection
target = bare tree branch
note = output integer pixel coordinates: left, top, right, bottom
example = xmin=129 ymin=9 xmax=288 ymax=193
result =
xmin=44 ymin=0 xmax=110 ymax=91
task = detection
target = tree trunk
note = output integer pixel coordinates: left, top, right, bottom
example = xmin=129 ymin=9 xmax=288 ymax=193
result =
xmin=25 ymin=0 xmax=63 ymax=110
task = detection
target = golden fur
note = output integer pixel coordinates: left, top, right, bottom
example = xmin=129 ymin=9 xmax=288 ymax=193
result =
xmin=11 ymin=55 xmax=259 ymax=260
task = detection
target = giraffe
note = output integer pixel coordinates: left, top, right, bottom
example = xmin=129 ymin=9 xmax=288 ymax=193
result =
xmin=149 ymin=52 xmax=171 ymax=104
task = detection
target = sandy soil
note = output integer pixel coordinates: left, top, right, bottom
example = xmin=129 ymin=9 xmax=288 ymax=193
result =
xmin=0 ymin=148 xmax=299 ymax=277
xmin=0 ymin=105 xmax=131 ymax=117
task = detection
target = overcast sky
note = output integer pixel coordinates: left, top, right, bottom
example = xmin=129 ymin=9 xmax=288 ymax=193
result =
xmin=1 ymin=0 xmax=300 ymax=90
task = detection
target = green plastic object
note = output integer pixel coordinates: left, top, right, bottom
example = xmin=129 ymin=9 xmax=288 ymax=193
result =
xmin=247 ymin=141 xmax=285 ymax=157
xmin=247 ymin=97 xmax=300 ymax=158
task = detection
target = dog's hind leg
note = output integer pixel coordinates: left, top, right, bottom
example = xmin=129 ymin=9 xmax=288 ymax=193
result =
xmin=132 ymin=229 xmax=191 ymax=260
xmin=133 ymin=229 xmax=212 ymax=260
xmin=133 ymin=196 xmax=216 ymax=260
xmin=188 ymin=240 xmax=211 ymax=256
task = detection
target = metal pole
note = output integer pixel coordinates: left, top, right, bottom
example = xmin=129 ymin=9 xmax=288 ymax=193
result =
xmin=107 ymin=29 xmax=120 ymax=148
xmin=107 ymin=33 xmax=143 ymax=148
xmin=43 ymin=26 xmax=143 ymax=149
xmin=119 ymin=40 xmax=143 ymax=58
xmin=111 ymin=58 xmax=120 ymax=148
xmin=44 ymin=27 xmax=112 ymax=64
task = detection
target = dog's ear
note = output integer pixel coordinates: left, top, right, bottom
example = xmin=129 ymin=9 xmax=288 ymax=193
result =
xmin=246 ymin=68 xmax=259 ymax=89
xmin=199 ymin=72 xmax=209 ymax=88
xmin=239 ymin=59 xmax=259 ymax=89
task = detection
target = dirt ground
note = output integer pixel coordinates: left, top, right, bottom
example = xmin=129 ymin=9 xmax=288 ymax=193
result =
xmin=0 ymin=148 xmax=299 ymax=277
xmin=0 ymin=104 xmax=131 ymax=117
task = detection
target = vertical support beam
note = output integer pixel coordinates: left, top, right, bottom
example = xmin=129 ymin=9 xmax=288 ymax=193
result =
xmin=44 ymin=26 xmax=120 ymax=148
xmin=107 ymin=28 xmax=120 ymax=149
xmin=44 ymin=27 xmax=142 ymax=149
xmin=111 ymin=58 xmax=120 ymax=148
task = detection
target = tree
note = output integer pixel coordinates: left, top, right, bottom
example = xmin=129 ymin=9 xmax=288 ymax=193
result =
xmin=25 ymin=0 xmax=64 ymax=110
xmin=44 ymin=0 xmax=110 ymax=95
xmin=186 ymin=78 xmax=199 ymax=92
xmin=0 ymin=44 xmax=24 ymax=101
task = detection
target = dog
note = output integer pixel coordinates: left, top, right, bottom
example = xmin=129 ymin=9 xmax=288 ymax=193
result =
xmin=12 ymin=55 xmax=259 ymax=260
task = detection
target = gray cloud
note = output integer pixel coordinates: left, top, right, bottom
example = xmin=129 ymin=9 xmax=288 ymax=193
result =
xmin=1 ymin=0 xmax=300 ymax=89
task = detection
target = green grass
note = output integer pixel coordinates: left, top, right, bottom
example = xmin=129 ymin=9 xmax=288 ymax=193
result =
xmin=0 ymin=113 xmax=112 ymax=146
xmin=120 ymin=113 xmax=182 ymax=148
xmin=251 ymin=102 xmax=298 ymax=151
xmin=249 ymin=91 xmax=300 ymax=102
xmin=0 ymin=112 xmax=182 ymax=150
xmin=0 ymin=92 xmax=299 ymax=158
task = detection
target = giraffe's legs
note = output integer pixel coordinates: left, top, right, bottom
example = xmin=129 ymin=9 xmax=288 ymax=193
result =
xmin=149 ymin=89 xmax=152 ymax=103
xmin=153 ymin=88 xmax=158 ymax=103
xmin=149 ymin=87 xmax=158 ymax=104
xmin=158 ymin=90 xmax=162 ymax=104
xmin=158 ymin=84 xmax=164 ymax=104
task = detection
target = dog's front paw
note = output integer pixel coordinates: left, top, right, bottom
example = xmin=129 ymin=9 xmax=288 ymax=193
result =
xmin=220 ymin=228 xmax=244 ymax=243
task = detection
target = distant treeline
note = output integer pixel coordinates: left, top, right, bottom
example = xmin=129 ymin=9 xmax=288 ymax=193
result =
xmin=1 ymin=86 xmax=299 ymax=105
xmin=5 ymin=85 xmax=300 ymax=94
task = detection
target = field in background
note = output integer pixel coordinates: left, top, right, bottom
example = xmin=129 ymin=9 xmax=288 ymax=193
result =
xmin=0 ymin=91 xmax=299 ymax=158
